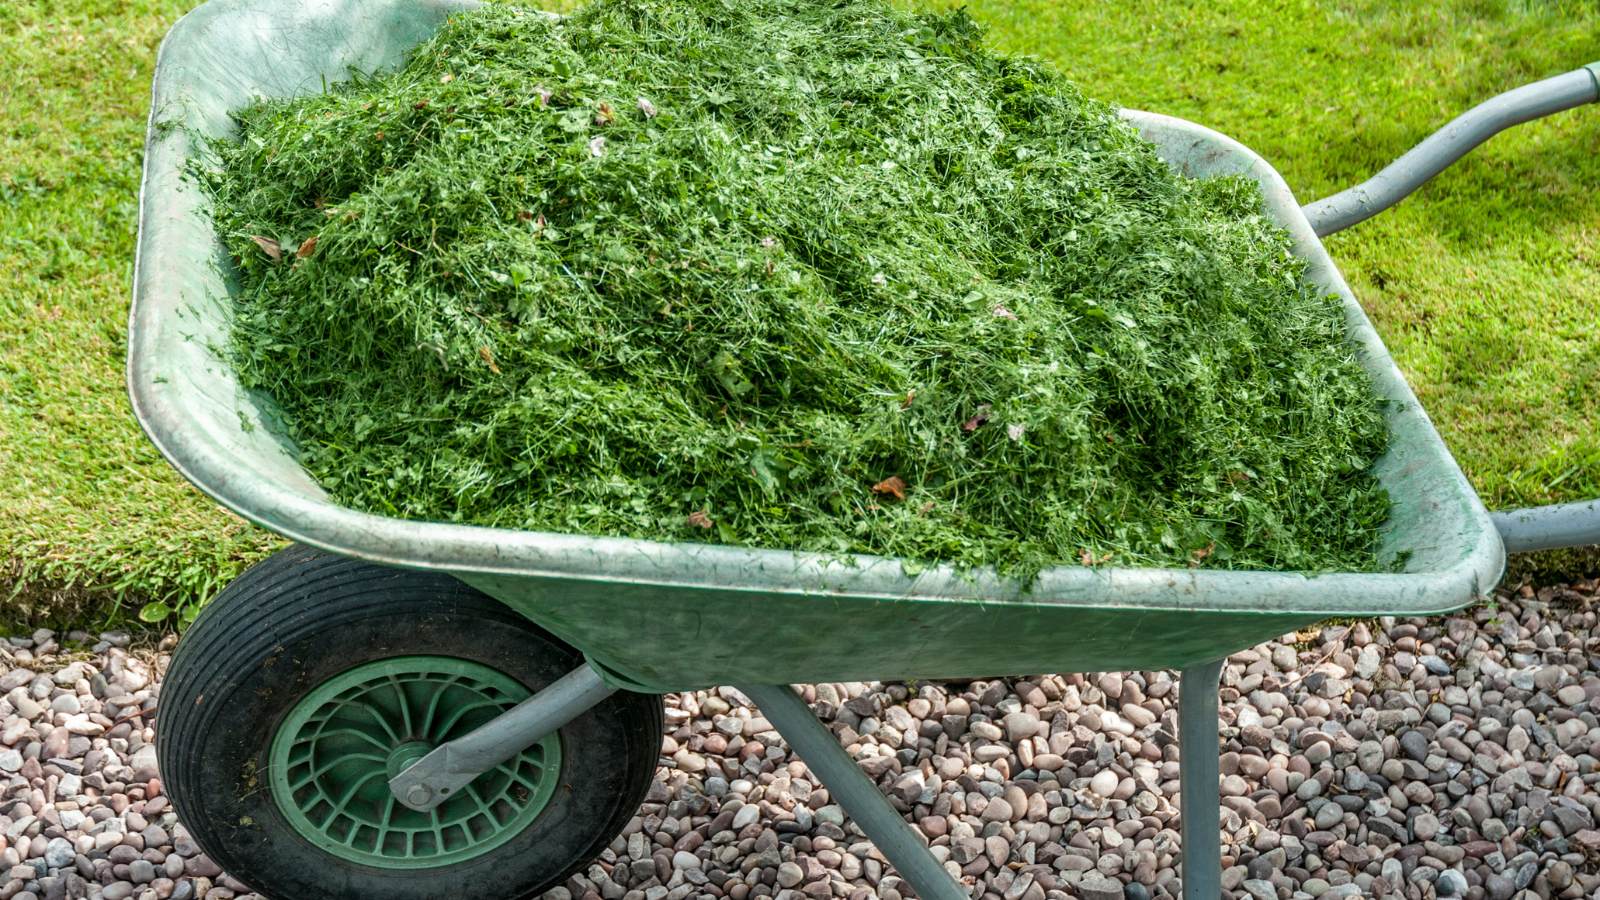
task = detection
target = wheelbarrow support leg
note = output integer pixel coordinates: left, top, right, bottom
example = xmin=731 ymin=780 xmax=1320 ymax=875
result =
xmin=389 ymin=661 xmax=616 ymax=811
xmin=1178 ymin=659 xmax=1225 ymax=900
xmin=739 ymin=684 xmax=970 ymax=900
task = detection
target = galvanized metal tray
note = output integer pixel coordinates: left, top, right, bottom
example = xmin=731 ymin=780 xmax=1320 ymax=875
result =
xmin=129 ymin=0 xmax=1504 ymax=693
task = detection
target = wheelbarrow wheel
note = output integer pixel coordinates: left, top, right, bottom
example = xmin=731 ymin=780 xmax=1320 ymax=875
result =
xmin=157 ymin=545 xmax=664 ymax=900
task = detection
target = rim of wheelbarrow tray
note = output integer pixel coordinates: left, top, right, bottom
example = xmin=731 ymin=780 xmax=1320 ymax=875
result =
xmin=128 ymin=0 xmax=1504 ymax=624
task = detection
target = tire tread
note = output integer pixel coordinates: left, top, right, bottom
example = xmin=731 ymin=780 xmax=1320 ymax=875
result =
xmin=157 ymin=546 xmax=662 ymax=900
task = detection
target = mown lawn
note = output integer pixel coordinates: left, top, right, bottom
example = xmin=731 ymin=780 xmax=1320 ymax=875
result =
xmin=0 ymin=0 xmax=275 ymax=627
xmin=0 ymin=0 xmax=1595 ymax=624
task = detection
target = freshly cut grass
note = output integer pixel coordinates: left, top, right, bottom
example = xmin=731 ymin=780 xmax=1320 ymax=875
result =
xmin=206 ymin=0 xmax=1396 ymax=578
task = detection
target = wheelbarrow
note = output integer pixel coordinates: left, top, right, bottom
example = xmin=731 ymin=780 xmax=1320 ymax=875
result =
xmin=127 ymin=0 xmax=1600 ymax=897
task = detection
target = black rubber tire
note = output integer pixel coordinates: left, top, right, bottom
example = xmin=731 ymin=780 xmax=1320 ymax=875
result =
xmin=157 ymin=544 xmax=663 ymax=900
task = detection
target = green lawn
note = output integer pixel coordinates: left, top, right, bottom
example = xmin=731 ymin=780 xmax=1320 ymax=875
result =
xmin=0 ymin=0 xmax=1595 ymax=624
xmin=0 ymin=0 xmax=276 ymax=627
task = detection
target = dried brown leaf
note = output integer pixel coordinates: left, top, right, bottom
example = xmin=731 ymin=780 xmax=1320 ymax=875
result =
xmin=871 ymin=476 xmax=906 ymax=500
xmin=961 ymin=405 xmax=992 ymax=432
xmin=901 ymin=390 xmax=915 ymax=409
xmin=687 ymin=510 xmax=713 ymax=529
xmin=249 ymin=236 xmax=282 ymax=261
xmin=296 ymin=235 xmax=319 ymax=259
xmin=478 ymin=346 xmax=502 ymax=375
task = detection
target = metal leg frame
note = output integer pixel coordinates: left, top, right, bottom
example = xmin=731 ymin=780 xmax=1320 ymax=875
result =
xmin=1178 ymin=660 xmax=1225 ymax=900
xmin=390 ymin=662 xmax=616 ymax=811
xmin=389 ymin=667 xmax=1230 ymax=900
xmin=740 ymin=684 xmax=970 ymax=900
xmin=750 ymin=667 xmax=1229 ymax=900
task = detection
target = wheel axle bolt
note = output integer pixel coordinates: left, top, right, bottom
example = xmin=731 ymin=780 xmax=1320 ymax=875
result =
xmin=405 ymin=785 xmax=432 ymax=807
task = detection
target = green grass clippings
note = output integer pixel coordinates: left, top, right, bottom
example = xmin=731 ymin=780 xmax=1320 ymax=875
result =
xmin=205 ymin=0 xmax=1393 ymax=579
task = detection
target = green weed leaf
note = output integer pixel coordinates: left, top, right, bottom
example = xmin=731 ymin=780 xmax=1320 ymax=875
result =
xmin=138 ymin=601 xmax=172 ymax=623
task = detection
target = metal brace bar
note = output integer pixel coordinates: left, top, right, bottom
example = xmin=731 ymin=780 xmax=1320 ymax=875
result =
xmin=390 ymin=661 xmax=615 ymax=811
xmin=738 ymin=684 xmax=970 ymax=900
xmin=1178 ymin=659 xmax=1225 ymax=900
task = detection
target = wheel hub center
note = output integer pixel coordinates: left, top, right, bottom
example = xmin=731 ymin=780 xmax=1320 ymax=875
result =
xmin=384 ymin=741 xmax=436 ymax=781
xmin=270 ymin=656 xmax=563 ymax=867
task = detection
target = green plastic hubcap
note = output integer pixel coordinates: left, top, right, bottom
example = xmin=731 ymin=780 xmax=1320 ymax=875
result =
xmin=269 ymin=656 xmax=562 ymax=868
xmin=384 ymin=742 xmax=436 ymax=781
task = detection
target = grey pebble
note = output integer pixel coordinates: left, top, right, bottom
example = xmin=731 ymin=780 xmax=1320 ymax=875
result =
xmin=129 ymin=859 xmax=158 ymax=884
xmin=1239 ymin=879 xmax=1276 ymax=900
xmin=1419 ymin=654 xmax=1451 ymax=676
xmin=42 ymin=838 xmax=71 ymax=869
xmin=1436 ymin=869 xmax=1468 ymax=897
xmin=2 ymin=576 xmax=1598 ymax=900
xmin=1485 ymin=875 xmax=1515 ymax=900
xmin=1398 ymin=730 xmax=1429 ymax=762
xmin=1076 ymin=874 xmax=1124 ymax=900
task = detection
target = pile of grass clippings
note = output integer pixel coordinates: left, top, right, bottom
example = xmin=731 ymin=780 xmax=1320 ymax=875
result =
xmin=205 ymin=0 xmax=1394 ymax=579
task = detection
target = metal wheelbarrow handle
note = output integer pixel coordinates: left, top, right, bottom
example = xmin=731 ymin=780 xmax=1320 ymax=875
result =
xmin=1301 ymin=62 xmax=1599 ymax=237
xmin=1301 ymin=61 xmax=1600 ymax=555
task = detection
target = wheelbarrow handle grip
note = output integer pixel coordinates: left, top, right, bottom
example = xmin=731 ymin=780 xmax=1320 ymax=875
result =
xmin=1301 ymin=62 xmax=1599 ymax=238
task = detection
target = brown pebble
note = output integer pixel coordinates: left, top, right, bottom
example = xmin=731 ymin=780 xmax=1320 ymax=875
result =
xmin=184 ymin=854 xmax=222 ymax=879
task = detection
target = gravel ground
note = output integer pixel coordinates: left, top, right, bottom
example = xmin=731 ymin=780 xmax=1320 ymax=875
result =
xmin=0 ymin=577 xmax=1596 ymax=900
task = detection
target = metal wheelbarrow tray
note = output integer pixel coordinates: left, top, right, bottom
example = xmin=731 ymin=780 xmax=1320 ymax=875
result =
xmin=132 ymin=0 xmax=1503 ymax=693
xmin=129 ymin=2 xmax=1600 ymax=899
